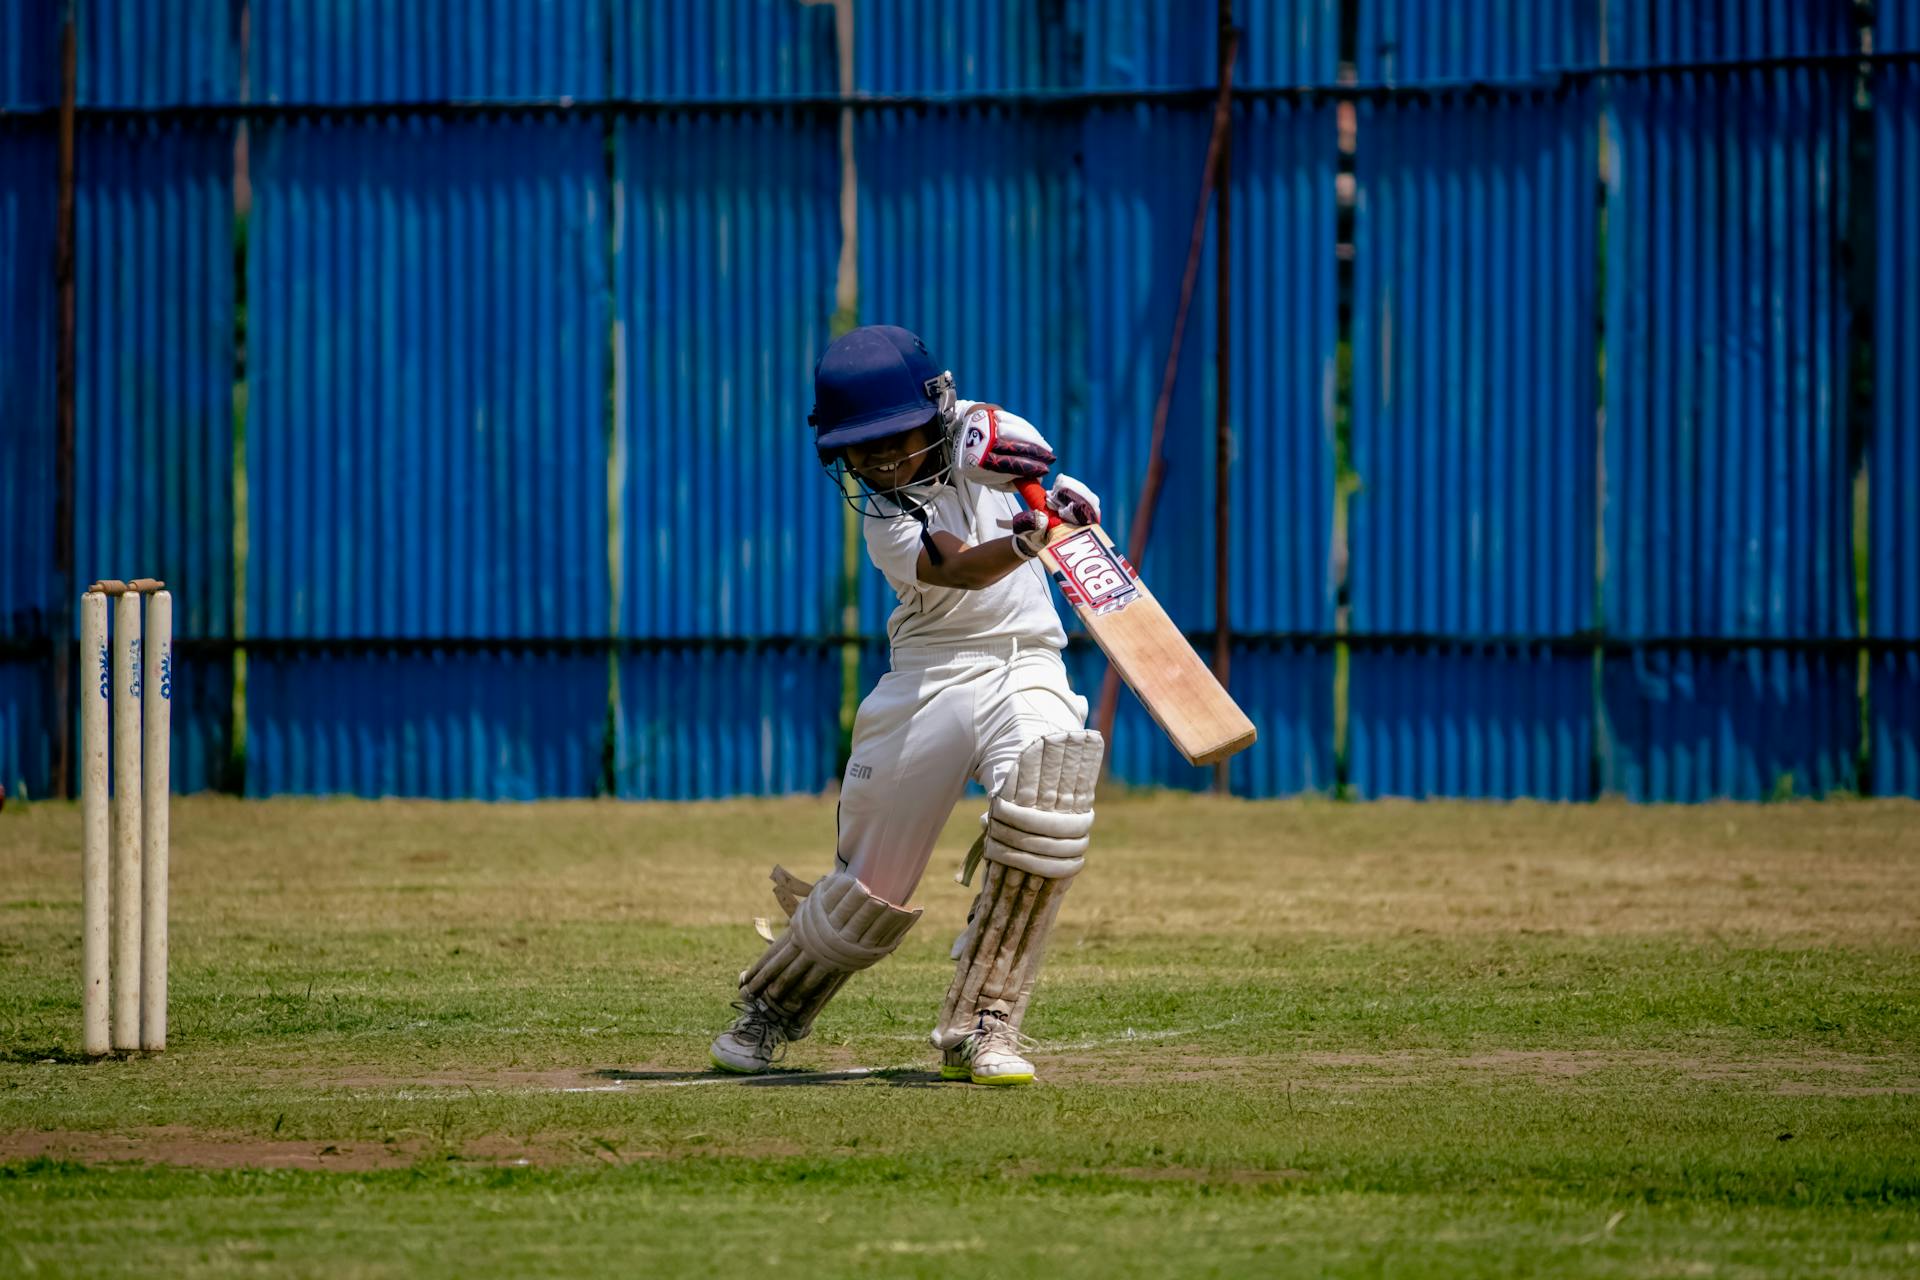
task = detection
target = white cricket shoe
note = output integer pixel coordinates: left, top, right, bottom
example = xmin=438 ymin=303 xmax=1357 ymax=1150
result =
xmin=950 ymin=1006 xmax=1036 ymax=1086
xmin=709 ymin=998 xmax=792 ymax=1074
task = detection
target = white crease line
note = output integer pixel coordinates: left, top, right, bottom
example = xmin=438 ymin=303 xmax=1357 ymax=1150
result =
xmin=1036 ymin=1014 xmax=1255 ymax=1052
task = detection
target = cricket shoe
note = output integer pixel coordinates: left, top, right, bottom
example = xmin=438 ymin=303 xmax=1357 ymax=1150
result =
xmin=709 ymin=998 xmax=793 ymax=1074
xmin=946 ymin=1006 xmax=1037 ymax=1086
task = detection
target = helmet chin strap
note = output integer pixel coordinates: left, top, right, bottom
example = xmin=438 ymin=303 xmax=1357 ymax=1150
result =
xmin=889 ymin=374 xmax=960 ymax=562
xmin=899 ymin=486 xmax=946 ymax=565
xmin=912 ymin=377 xmax=962 ymax=562
xmin=875 ymin=468 xmax=950 ymax=565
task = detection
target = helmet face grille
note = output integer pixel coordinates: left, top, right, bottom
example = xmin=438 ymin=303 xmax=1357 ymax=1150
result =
xmin=822 ymin=427 xmax=954 ymax=519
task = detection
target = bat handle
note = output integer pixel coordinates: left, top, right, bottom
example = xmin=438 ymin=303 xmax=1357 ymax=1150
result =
xmin=1017 ymin=480 xmax=1061 ymax=528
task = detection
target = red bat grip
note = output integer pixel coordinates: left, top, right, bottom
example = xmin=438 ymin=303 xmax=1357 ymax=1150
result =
xmin=1017 ymin=480 xmax=1061 ymax=528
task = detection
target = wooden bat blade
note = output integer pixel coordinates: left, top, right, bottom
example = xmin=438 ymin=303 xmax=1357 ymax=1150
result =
xmin=1036 ymin=523 xmax=1256 ymax=766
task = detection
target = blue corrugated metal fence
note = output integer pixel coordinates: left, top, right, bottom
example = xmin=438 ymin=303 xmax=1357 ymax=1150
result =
xmin=0 ymin=1 xmax=1914 ymax=802
xmin=1873 ymin=1 xmax=1920 ymax=796
xmin=1349 ymin=74 xmax=1598 ymax=798
xmin=610 ymin=108 xmax=845 ymax=797
xmin=1601 ymin=3 xmax=1860 ymax=800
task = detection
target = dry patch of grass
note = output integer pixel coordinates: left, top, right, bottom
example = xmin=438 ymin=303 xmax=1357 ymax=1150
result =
xmin=0 ymin=1128 xmax=704 ymax=1170
xmin=5 ymin=794 xmax=1915 ymax=942
xmin=1082 ymin=796 xmax=1920 ymax=941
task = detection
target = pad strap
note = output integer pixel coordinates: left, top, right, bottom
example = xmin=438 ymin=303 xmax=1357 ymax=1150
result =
xmin=985 ymin=821 xmax=1088 ymax=861
xmin=770 ymin=865 xmax=813 ymax=918
xmin=979 ymin=839 xmax=1085 ymax=881
xmin=989 ymin=795 xmax=1094 ymax=840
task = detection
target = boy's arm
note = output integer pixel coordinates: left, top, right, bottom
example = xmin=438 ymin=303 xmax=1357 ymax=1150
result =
xmin=915 ymin=476 xmax=1103 ymax=591
xmin=915 ymin=531 xmax=1030 ymax=590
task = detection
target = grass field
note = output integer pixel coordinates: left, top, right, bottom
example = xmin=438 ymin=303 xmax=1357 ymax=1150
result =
xmin=2 ymin=794 xmax=1916 ymax=1277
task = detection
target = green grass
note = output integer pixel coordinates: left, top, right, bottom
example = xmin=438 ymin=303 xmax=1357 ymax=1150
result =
xmin=2 ymin=795 xmax=1917 ymax=1277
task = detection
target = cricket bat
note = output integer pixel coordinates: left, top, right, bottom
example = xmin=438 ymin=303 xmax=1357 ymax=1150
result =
xmin=1018 ymin=481 xmax=1256 ymax=766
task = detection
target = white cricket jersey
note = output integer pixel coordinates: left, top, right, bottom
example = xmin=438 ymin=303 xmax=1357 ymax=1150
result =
xmin=862 ymin=401 xmax=1068 ymax=652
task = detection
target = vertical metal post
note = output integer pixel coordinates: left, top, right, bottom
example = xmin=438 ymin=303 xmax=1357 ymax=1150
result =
xmin=826 ymin=0 xmax=864 ymax=772
xmin=1212 ymin=0 xmax=1235 ymax=794
xmin=53 ymin=5 xmax=79 ymax=797
xmin=1092 ymin=28 xmax=1241 ymax=757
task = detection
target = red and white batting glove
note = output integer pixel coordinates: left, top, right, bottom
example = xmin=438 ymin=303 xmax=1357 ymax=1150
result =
xmin=958 ymin=405 xmax=1055 ymax=488
xmin=1008 ymin=474 xmax=1102 ymax=559
xmin=1047 ymin=473 xmax=1101 ymax=526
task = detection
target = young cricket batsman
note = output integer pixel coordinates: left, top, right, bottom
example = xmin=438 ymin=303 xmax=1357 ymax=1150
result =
xmin=709 ymin=324 xmax=1105 ymax=1086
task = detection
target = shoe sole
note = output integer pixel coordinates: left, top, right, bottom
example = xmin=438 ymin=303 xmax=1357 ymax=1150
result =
xmin=939 ymin=1064 xmax=971 ymax=1081
xmin=710 ymin=1052 xmax=767 ymax=1076
xmin=970 ymin=1071 xmax=1034 ymax=1086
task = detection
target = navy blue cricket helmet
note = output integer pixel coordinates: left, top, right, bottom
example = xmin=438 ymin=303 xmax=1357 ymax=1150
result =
xmin=809 ymin=325 xmax=956 ymax=459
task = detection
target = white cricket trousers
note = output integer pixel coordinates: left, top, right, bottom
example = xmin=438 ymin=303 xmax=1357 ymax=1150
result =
xmin=837 ymin=640 xmax=1088 ymax=906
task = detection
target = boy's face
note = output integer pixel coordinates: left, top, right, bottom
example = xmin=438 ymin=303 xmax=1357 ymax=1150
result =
xmin=844 ymin=423 xmax=935 ymax=491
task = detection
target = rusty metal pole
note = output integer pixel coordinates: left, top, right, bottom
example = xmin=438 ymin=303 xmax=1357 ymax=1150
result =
xmin=1212 ymin=0 xmax=1235 ymax=795
xmin=52 ymin=3 xmax=78 ymax=798
xmin=1092 ymin=27 xmax=1241 ymax=758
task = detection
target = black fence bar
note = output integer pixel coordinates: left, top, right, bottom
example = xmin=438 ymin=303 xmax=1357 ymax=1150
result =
xmin=11 ymin=632 xmax=1920 ymax=662
xmin=49 ymin=5 xmax=77 ymax=798
xmin=6 ymin=48 xmax=1918 ymax=124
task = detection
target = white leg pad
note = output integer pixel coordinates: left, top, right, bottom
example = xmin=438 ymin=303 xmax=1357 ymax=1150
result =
xmin=980 ymin=729 xmax=1101 ymax=877
xmin=740 ymin=870 xmax=920 ymax=1039
xmin=934 ymin=731 xmax=1102 ymax=1049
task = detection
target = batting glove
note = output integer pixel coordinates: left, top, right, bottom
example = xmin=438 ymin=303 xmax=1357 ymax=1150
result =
xmin=1007 ymin=475 xmax=1102 ymax=559
xmin=1047 ymin=474 xmax=1102 ymax=526
xmin=958 ymin=405 xmax=1055 ymax=488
